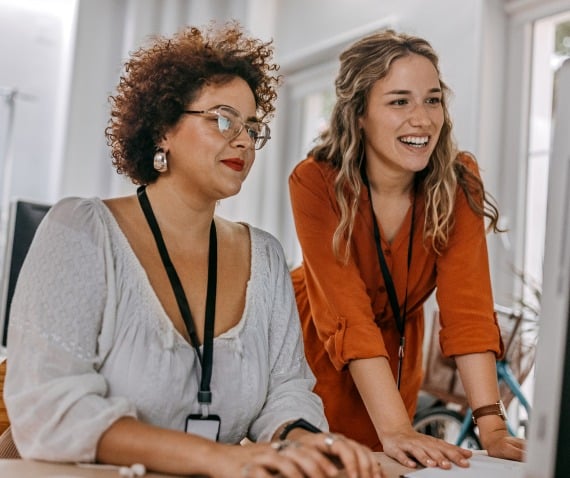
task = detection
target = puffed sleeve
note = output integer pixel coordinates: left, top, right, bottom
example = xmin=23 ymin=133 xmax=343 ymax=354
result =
xmin=289 ymin=158 xmax=386 ymax=371
xmin=247 ymin=231 xmax=328 ymax=442
xmin=4 ymin=198 xmax=137 ymax=462
xmin=435 ymin=155 xmax=504 ymax=357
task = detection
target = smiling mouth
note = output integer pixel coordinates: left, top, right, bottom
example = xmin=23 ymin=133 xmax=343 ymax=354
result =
xmin=221 ymin=158 xmax=245 ymax=172
xmin=399 ymin=135 xmax=430 ymax=148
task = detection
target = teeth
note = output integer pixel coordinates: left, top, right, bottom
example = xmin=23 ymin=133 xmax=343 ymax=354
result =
xmin=400 ymin=136 xmax=429 ymax=146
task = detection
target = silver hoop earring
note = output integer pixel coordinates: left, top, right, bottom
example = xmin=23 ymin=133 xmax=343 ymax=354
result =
xmin=153 ymin=149 xmax=168 ymax=172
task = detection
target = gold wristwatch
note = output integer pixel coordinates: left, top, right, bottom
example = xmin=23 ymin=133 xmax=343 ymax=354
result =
xmin=472 ymin=400 xmax=507 ymax=424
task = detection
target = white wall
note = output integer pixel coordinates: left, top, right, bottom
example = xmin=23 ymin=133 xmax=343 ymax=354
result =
xmin=61 ymin=0 xmax=127 ymax=199
xmin=0 ymin=0 xmax=78 ymax=270
xmin=0 ymin=0 xmax=77 ymax=210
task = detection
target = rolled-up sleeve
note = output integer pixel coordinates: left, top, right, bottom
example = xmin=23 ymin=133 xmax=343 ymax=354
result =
xmin=5 ymin=198 xmax=136 ymax=462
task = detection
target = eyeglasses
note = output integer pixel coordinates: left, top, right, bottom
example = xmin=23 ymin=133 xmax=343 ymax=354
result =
xmin=183 ymin=105 xmax=271 ymax=150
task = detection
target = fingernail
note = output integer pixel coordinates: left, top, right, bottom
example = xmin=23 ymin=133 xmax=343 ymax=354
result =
xmin=426 ymin=459 xmax=436 ymax=466
xmin=460 ymin=458 xmax=469 ymax=465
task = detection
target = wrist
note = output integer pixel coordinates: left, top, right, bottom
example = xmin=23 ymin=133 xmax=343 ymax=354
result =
xmin=187 ymin=439 xmax=229 ymax=476
xmin=472 ymin=400 xmax=507 ymax=424
xmin=282 ymin=428 xmax=317 ymax=441
xmin=277 ymin=418 xmax=322 ymax=441
xmin=377 ymin=421 xmax=416 ymax=442
xmin=477 ymin=420 xmax=510 ymax=449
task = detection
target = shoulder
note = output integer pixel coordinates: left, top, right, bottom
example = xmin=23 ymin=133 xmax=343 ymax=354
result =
xmin=48 ymin=196 xmax=105 ymax=223
xmin=42 ymin=197 xmax=111 ymax=245
xmin=247 ymin=225 xmax=292 ymax=272
xmin=248 ymin=225 xmax=285 ymax=256
xmin=289 ymin=156 xmax=336 ymax=185
xmin=289 ymin=157 xmax=339 ymax=209
xmin=455 ymin=151 xmax=482 ymax=177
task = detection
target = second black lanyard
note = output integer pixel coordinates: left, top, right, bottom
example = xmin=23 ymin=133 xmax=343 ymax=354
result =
xmin=363 ymin=171 xmax=417 ymax=390
xmin=137 ymin=185 xmax=217 ymax=414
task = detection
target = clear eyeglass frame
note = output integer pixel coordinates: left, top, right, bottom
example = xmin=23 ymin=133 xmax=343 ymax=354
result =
xmin=183 ymin=105 xmax=271 ymax=150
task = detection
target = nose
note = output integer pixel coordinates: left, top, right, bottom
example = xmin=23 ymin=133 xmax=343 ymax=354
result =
xmin=230 ymin=127 xmax=255 ymax=150
xmin=409 ymin=104 xmax=432 ymax=127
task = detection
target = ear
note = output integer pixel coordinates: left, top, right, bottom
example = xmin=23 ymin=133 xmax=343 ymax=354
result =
xmin=156 ymin=134 xmax=169 ymax=153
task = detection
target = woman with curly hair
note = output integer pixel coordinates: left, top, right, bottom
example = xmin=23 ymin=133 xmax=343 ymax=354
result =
xmin=289 ymin=30 xmax=525 ymax=469
xmin=5 ymin=22 xmax=382 ymax=478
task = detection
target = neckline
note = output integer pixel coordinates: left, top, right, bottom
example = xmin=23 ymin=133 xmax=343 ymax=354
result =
xmin=365 ymin=188 xmax=417 ymax=250
xmin=94 ymin=197 xmax=254 ymax=344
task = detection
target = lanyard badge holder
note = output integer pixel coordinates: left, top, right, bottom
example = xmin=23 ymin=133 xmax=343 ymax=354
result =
xmin=138 ymin=186 xmax=221 ymax=441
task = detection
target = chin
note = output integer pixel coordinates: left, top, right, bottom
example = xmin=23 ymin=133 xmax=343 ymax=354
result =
xmin=222 ymin=183 xmax=243 ymax=199
xmin=404 ymin=159 xmax=430 ymax=173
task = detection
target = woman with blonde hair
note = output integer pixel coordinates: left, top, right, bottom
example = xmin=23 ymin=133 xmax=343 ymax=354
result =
xmin=290 ymin=29 xmax=525 ymax=469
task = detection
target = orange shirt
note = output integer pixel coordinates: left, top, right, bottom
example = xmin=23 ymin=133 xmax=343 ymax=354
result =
xmin=289 ymin=154 xmax=503 ymax=451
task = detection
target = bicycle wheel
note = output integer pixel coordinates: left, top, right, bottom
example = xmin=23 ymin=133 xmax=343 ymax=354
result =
xmin=413 ymin=406 xmax=482 ymax=450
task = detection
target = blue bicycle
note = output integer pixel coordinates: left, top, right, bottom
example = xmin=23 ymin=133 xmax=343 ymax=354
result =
xmin=413 ymin=305 xmax=538 ymax=449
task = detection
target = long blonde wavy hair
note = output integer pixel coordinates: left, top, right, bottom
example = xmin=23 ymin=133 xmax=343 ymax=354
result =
xmin=310 ymin=30 xmax=501 ymax=261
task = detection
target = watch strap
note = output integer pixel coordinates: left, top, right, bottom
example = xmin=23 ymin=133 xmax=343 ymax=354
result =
xmin=472 ymin=400 xmax=507 ymax=424
xmin=279 ymin=418 xmax=322 ymax=440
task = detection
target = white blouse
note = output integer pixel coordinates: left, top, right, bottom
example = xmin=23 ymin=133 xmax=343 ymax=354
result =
xmin=5 ymin=197 xmax=326 ymax=462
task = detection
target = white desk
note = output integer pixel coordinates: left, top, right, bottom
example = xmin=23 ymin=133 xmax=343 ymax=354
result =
xmin=0 ymin=454 xmax=415 ymax=478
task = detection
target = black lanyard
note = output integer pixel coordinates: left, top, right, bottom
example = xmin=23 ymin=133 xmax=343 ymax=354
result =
xmin=137 ymin=186 xmax=217 ymax=412
xmin=362 ymin=171 xmax=416 ymax=390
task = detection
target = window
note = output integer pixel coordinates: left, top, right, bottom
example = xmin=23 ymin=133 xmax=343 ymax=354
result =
xmin=501 ymin=1 xmax=570 ymax=419
xmin=523 ymin=13 xmax=570 ymax=310
xmin=279 ymin=61 xmax=338 ymax=267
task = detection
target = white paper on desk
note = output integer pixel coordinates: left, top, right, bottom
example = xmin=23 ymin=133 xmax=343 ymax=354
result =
xmin=402 ymin=455 xmax=527 ymax=478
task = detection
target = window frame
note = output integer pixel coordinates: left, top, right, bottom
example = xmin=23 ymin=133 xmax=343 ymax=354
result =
xmin=497 ymin=0 xmax=570 ymax=305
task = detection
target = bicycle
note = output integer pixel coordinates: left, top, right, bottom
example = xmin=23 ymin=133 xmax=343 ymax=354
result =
xmin=412 ymin=304 xmax=538 ymax=449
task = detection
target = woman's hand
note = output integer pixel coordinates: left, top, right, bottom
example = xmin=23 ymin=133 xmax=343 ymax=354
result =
xmin=380 ymin=427 xmax=472 ymax=469
xmin=293 ymin=431 xmax=384 ymax=478
xmin=221 ymin=432 xmax=384 ymax=478
xmin=481 ymin=428 xmax=526 ymax=462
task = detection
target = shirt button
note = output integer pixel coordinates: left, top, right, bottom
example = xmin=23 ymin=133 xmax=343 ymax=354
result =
xmin=384 ymin=249 xmax=391 ymax=256
xmin=378 ymin=286 xmax=386 ymax=293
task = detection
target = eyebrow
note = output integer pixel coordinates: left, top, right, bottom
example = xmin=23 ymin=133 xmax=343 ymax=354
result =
xmin=384 ymin=87 xmax=442 ymax=95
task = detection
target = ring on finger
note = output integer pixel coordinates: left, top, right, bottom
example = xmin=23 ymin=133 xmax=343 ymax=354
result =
xmin=323 ymin=433 xmax=337 ymax=453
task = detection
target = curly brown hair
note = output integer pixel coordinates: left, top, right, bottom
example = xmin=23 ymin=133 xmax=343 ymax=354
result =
xmin=105 ymin=21 xmax=280 ymax=185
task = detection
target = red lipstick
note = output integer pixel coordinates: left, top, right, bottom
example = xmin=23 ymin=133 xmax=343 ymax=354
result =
xmin=221 ymin=158 xmax=245 ymax=172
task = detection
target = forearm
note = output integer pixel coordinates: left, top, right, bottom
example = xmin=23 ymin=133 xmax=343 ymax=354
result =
xmin=454 ymin=352 xmax=508 ymax=445
xmin=96 ymin=416 xmax=223 ymax=476
xmin=348 ymin=356 xmax=412 ymax=440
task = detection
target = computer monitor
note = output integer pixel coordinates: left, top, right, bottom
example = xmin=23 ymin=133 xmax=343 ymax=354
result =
xmin=0 ymin=199 xmax=51 ymax=347
xmin=525 ymin=59 xmax=570 ymax=477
